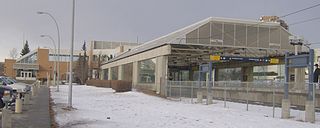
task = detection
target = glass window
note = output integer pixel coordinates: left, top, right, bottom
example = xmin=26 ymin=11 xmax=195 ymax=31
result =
xmin=217 ymin=68 xmax=241 ymax=81
xmin=17 ymin=52 xmax=37 ymax=64
xmin=111 ymin=67 xmax=118 ymax=80
xmin=103 ymin=69 xmax=108 ymax=80
xmin=138 ymin=58 xmax=156 ymax=83
xmin=253 ymin=65 xmax=285 ymax=82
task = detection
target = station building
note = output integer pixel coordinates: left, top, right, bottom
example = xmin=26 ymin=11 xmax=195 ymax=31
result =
xmin=4 ymin=48 xmax=81 ymax=82
xmin=101 ymin=17 xmax=298 ymax=95
xmin=3 ymin=41 xmax=139 ymax=83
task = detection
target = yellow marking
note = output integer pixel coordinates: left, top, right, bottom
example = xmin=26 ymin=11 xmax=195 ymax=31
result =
xmin=210 ymin=55 xmax=221 ymax=61
xmin=270 ymin=58 xmax=279 ymax=64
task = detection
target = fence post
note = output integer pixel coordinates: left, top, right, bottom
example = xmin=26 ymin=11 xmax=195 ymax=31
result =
xmin=246 ymin=82 xmax=249 ymax=111
xmin=179 ymin=81 xmax=182 ymax=101
xmin=169 ymin=81 xmax=172 ymax=98
xmin=165 ymin=78 xmax=167 ymax=97
xmin=206 ymin=75 xmax=209 ymax=105
xmin=197 ymin=81 xmax=203 ymax=104
xmin=272 ymin=81 xmax=275 ymax=118
xmin=206 ymin=75 xmax=213 ymax=105
xmin=224 ymin=81 xmax=227 ymax=108
xmin=191 ymin=81 xmax=194 ymax=104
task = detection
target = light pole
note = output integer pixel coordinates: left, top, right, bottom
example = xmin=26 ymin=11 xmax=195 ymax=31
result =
xmin=37 ymin=11 xmax=61 ymax=92
xmin=68 ymin=0 xmax=76 ymax=108
xmin=40 ymin=35 xmax=57 ymax=87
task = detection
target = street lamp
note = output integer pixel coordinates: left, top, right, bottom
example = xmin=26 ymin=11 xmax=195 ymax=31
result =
xmin=37 ymin=11 xmax=61 ymax=92
xmin=40 ymin=35 xmax=57 ymax=87
xmin=68 ymin=0 xmax=76 ymax=108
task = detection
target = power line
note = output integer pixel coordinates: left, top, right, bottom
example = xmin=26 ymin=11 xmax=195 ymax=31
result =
xmin=309 ymin=42 xmax=320 ymax=45
xmin=198 ymin=3 xmax=320 ymax=47
xmin=289 ymin=17 xmax=320 ymax=26
xmin=212 ymin=3 xmax=320 ymax=45
xmin=280 ymin=3 xmax=320 ymax=18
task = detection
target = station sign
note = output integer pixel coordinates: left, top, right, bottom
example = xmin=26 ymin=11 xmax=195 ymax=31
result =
xmin=210 ymin=55 xmax=279 ymax=64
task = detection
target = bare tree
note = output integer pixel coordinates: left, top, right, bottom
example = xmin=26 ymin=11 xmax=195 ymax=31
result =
xmin=9 ymin=48 xmax=18 ymax=59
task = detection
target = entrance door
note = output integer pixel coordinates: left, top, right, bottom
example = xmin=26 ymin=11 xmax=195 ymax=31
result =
xmin=21 ymin=71 xmax=32 ymax=80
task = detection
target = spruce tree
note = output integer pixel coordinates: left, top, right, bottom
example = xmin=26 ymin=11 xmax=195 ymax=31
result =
xmin=20 ymin=40 xmax=30 ymax=56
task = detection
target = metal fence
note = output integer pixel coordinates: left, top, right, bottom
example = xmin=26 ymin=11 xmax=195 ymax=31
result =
xmin=165 ymin=80 xmax=319 ymax=122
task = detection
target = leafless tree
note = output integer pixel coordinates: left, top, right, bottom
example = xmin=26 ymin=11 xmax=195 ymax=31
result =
xmin=9 ymin=48 xmax=18 ymax=59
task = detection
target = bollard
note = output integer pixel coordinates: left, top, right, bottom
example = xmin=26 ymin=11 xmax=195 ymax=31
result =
xmin=197 ymin=91 xmax=203 ymax=104
xmin=207 ymin=92 xmax=213 ymax=105
xmin=2 ymin=108 xmax=12 ymax=128
xmin=15 ymin=98 xmax=23 ymax=113
xmin=305 ymin=100 xmax=315 ymax=123
xmin=281 ymin=99 xmax=290 ymax=119
xmin=24 ymin=93 xmax=30 ymax=104
xmin=31 ymin=85 xmax=36 ymax=96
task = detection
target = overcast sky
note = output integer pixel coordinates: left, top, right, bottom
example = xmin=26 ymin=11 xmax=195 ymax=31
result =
xmin=0 ymin=0 xmax=320 ymax=61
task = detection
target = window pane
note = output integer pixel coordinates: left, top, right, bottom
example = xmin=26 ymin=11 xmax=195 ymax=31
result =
xmin=138 ymin=58 xmax=156 ymax=83
xmin=217 ymin=68 xmax=241 ymax=81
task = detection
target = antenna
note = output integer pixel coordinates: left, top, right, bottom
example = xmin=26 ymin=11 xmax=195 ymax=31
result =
xmin=137 ymin=36 xmax=139 ymax=45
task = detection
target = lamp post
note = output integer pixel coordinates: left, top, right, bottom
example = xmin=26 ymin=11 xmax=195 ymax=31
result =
xmin=37 ymin=11 xmax=61 ymax=92
xmin=68 ymin=0 xmax=76 ymax=108
xmin=40 ymin=35 xmax=57 ymax=87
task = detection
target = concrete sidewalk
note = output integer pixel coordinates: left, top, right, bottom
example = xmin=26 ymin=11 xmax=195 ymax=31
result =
xmin=0 ymin=86 xmax=51 ymax=128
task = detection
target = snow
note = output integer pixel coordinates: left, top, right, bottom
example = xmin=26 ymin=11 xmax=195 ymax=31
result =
xmin=51 ymin=85 xmax=319 ymax=128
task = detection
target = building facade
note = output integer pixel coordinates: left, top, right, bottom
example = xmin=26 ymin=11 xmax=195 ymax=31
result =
xmin=4 ymin=48 xmax=81 ymax=82
xmin=101 ymin=17 xmax=297 ymax=95
xmin=0 ymin=62 xmax=4 ymax=76
xmin=88 ymin=41 xmax=139 ymax=79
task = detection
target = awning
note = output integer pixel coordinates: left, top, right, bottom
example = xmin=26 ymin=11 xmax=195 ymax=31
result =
xmin=13 ymin=63 xmax=39 ymax=70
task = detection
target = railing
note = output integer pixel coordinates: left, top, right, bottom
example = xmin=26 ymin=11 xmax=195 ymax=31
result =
xmin=165 ymin=80 xmax=319 ymax=122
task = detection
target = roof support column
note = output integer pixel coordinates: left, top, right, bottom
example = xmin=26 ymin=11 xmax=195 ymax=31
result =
xmin=118 ymin=65 xmax=124 ymax=80
xmin=155 ymin=56 xmax=168 ymax=95
xmin=132 ymin=61 xmax=139 ymax=89
xmin=294 ymin=45 xmax=304 ymax=90
xmin=108 ymin=67 xmax=113 ymax=80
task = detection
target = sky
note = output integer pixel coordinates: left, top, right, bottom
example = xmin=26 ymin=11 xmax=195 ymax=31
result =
xmin=0 ymin=0 xmax=320 ymax=61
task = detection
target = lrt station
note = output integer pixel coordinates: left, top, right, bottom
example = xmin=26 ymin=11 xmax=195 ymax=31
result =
xmin=102 ymin=16 xmax=296 ymax=93
xmin=101 ymin=17 xmax=319 ymax=122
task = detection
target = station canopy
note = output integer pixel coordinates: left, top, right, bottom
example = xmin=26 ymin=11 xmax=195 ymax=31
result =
xmin=105 ymin=17 xmax=301 ymax=67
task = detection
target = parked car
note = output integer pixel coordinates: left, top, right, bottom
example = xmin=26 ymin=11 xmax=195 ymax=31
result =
xmin=0 ymin=76 xmax=31 ymax=93
xmin=0 ymin=77 xmax=15 ymax=108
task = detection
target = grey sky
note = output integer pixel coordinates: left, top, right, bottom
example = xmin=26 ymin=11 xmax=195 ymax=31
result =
xmin=0 ymin=0 xmax=319 ymax=61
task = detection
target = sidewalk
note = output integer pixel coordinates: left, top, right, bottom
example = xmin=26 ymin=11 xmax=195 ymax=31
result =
xmin=0 ymin=86 xmax=51 ymax=128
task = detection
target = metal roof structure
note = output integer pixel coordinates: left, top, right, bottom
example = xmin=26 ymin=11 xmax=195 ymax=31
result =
xmin=103 ymin=17 xmax=296 ymax=65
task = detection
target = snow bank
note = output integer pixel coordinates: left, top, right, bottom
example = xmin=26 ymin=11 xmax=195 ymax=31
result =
xmin=51 ymin=85 xmax=319 ymax=128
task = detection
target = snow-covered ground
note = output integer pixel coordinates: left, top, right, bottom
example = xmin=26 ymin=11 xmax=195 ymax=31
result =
xmin=51 ymin=85 xmax=319 ymax=128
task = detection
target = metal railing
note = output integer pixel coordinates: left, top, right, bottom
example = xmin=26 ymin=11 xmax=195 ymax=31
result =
xmin=165 ymin=80 xmax=319 ymax=122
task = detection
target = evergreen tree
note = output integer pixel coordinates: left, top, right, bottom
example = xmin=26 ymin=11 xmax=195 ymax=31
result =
xmin=20 ymin=40 xmax=30 ymax=56
xmin=82 ymin=41 xmax=88 ymax=82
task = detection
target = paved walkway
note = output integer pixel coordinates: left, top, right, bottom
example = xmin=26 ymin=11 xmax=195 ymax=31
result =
xmin=0 ymin=86 xmax=51 ymax=128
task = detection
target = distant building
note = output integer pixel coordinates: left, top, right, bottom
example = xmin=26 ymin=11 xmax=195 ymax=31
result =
xmin=4 ymin=48 xmax=81 ymax=82
xmin=87 ymin=41 xmax=139 ymax=79
xmin=260 ymin=16 xmax=289 ymax=30
xmin=0 ymin=62 xmax=4 ymax=76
